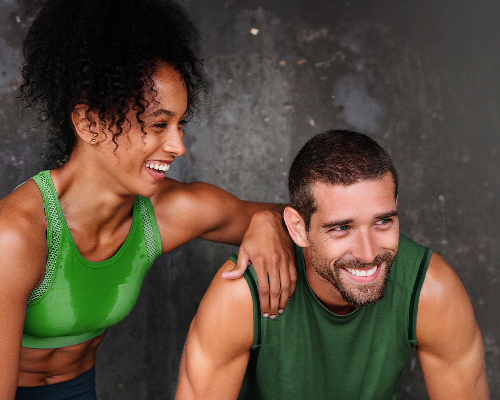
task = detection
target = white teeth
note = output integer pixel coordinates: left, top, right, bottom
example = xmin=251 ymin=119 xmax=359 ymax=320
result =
xmin=145 ymin=163 xmax=170 ymax=172
xmin=345 ymin=265 xmax=377 ymax=277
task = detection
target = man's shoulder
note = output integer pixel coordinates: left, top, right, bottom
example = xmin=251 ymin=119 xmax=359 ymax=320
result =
xmin=397 ymin=233 xmax=430 ymax=256
xmin=190 ymin=259 xmax=255 ymax=355
xmin=419 ymin=253 xmax=465 ymax=305
xmin=200 ymin=259 xmax=255 ymax=323
xmin=208 ymin=259 xmax=254 ymax=303
xmin=394 ymin=233 xmax=432 ymax=272
xmin=391 ymin=234 xmax=432 ymax=280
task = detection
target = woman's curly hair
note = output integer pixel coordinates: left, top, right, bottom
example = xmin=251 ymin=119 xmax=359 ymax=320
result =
xmin=20 ymin=0 xmax=207 ymax=169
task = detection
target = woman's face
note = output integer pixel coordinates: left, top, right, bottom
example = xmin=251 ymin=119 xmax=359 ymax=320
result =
xmin=92 ymin=63 xmax=188 ymax=197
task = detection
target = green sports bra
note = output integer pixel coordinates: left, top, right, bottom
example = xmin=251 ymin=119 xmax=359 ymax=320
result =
xmin=22 ymin=170 xmax=162 ymax=349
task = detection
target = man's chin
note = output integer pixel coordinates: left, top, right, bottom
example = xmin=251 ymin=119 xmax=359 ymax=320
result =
xmin=337 ymin=274 xmax=389 ymax=307
xmin=342 ymin=290 xmax=386 ymax=308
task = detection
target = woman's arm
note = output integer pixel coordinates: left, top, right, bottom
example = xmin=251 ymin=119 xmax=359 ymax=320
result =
xmin=0 ymin=183 xmax=47 ymax=399
xmin=151 ymin=179 xmax=296 ymax=318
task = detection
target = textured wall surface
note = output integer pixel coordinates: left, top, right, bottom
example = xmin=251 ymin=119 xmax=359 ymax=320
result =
xmin=1 ymin=0 xmax=499 ymax=398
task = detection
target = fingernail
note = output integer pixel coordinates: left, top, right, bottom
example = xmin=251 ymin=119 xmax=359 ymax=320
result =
xmin=269 ymin=314 xmax=277 ymax=320
xmin=263 ymin=313 xmax=269 ymax=318
xmin=278 ymin=309 xmax=284 ymax=314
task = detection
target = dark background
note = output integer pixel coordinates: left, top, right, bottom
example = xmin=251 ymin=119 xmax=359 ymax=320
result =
xmin=1 ymin=0 xmax=499 ymax=398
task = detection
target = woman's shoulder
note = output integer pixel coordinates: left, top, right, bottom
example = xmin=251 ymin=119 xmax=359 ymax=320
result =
xmin=0 ymin=178 xmax=47 ymax=244
xmin=0 ymin=178 xmax=48 ymax=290
xmin=149 ymin=178 xmax=242 ymax=252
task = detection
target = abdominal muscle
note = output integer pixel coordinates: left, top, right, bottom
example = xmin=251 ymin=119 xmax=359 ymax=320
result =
xmin=17 ymin=331 xmax=106 ymax=387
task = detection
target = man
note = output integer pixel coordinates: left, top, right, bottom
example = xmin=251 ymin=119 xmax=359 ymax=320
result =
xmin=176 ymin=130 xmax=488 ymax=399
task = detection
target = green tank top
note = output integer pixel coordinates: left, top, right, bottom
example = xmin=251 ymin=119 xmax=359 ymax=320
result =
xmin=234 ymin=234 xmax=431 ymax=400
xmin=22 ymin=170 xmax=162 ymax=349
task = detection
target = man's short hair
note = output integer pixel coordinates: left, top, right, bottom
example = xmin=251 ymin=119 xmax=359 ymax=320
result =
xmin=288 ymin=129 xmax=398 ymax=231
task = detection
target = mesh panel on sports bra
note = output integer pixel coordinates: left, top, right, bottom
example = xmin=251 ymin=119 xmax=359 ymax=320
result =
xmin=27 ymin=173 xmax=61 ymax=305
xmin=138 ymin=196 xmax=158 ymax=266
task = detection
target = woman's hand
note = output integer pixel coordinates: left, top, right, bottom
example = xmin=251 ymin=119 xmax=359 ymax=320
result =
xmin=222 ymin=208 xmax=297 ymax=318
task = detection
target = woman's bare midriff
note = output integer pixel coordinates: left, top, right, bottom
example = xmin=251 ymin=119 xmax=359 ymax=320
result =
xmin=17 ymin=331 xmax=107 ymax=387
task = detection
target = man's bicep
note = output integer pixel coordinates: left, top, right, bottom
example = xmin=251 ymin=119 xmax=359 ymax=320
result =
xmin=177 ymin=317 xmax=251 ymax=400
xmin=417 ymin=325 xmax=487 ymax=399
xmin=176 ymin=261 xmax=254 ymax=400
xmin=416 ymin=254 xmax=488 ymax=399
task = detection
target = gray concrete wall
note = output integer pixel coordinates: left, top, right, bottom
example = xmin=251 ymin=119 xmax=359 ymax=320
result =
xmin=1 ymin=0 xmax=499 ymax=398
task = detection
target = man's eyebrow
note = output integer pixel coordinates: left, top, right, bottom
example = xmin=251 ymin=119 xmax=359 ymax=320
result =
xmin=376 ymin=210 xmax=399 ymax=220
xmin=320 ymin=211 xmax=398 ymax=230
xmin=321 ymin=219 xmax=354 ymax=229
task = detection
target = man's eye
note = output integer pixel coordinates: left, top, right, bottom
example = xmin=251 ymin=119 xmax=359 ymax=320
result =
xmin=376 ymin=219 xmax=391 ymax=225
xmin=333 ymin=225 xmax=349 ymax=231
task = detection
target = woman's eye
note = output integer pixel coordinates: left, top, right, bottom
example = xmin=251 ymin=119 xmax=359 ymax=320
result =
xmin=153 ymin=122 xmax=167 ymax=129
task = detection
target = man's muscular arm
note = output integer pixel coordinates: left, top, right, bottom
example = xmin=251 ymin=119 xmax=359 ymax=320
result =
xmin=417 ymin=253 xmax=489 ymax=399
xmin=176 ymin=260 xmax=253 ymax=400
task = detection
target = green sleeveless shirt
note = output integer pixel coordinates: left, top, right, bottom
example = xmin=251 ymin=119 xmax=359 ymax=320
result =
xmin=234 ymin=234 xmax=431 ymax=400
xmin=22 ymin=170 xmax=162 ymax=349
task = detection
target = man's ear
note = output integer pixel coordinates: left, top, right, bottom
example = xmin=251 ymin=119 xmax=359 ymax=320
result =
xmin=71 ymin=104 xmax=100 ymax=144
xmin=283 ymin=206 xmax=309 ymax=248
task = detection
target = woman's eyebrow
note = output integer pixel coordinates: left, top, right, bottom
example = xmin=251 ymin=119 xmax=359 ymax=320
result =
xmin=146 ymin=108 xmax=175 ymax=118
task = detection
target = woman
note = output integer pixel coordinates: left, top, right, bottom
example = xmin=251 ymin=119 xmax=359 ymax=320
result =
xmin=0 ymin=0 xmax=295 ymax=398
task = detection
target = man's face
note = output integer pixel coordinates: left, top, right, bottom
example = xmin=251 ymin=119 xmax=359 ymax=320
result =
xmin=304 ymin=174 xmax=399 ymax=308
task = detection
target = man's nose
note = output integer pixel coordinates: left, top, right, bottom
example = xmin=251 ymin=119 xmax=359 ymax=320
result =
xmin=352 ymin=230 xmax=377 ymax=264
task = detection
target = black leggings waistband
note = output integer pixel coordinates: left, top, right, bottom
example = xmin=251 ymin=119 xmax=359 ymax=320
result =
xmin=15 ymin=366 xmax=97 ymax=400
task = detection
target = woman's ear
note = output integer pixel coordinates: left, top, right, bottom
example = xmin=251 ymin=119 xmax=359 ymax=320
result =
xmin=71 ymin=104 xmax=99 ymax=144
xmin=283 ymin=206 xmax=309 ymax=248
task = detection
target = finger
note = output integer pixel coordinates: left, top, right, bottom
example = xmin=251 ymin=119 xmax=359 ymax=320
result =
xmin=278 ymin=257 xmax=297 ymax=313
xmin=265 ymin=256 xmax=281 ymax=319
xmin=287 ymin=252 xmax=298 ymax=297
xmin=277 ymin=249 xmax=296 ymax=312
xmin=252 ymin=262 xmax=270 ymax=317
xmin=221 ymin=250 xmax=249 ymax=280
xmin=278 ymin=267 xmax=290 ymax=313
xmin=276 ymin=251 xmax=290 ymax=311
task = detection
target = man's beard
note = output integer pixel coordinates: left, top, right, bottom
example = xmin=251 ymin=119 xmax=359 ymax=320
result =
xmin=308 ymin=245 xmax=395 ymax=308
